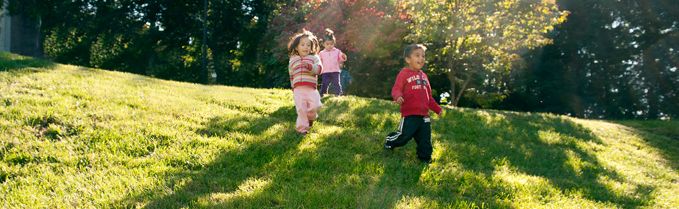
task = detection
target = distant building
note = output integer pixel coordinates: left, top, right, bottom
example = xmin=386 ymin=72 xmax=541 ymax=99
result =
xmin=0 ymin=1 xmax=42 ymax=57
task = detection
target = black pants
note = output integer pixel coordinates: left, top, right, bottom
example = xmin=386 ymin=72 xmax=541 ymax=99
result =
xmin=385 ymin=116 xmax=432 ymax=161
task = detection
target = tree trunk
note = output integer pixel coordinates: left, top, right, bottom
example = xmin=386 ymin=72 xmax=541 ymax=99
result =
xmin=201 ymin=0 xmax=210 ymax=84
xmin=453 ymin=72 xmax=473 ymax=106
xmin=35 ymin=15 xmax=43 ymax=57
xmin=446 ymin=61 xmax=457 ymax=106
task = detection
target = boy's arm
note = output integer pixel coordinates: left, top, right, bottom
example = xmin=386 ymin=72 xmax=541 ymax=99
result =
xmin=391 ymin=71 xmax=405 ymax=102
xmin=428 ymin=95 xmax=442 ymax=115
xmin=425 ymin=74 xmax=442 ymax=115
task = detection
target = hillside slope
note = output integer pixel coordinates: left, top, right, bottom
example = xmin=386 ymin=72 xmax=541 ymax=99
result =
xmin=1 ymin=53 xmax=678 ymax=208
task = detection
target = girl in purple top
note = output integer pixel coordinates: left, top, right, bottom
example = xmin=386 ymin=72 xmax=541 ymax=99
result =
xmin=319 ymin=28 xmax=347 ymax=97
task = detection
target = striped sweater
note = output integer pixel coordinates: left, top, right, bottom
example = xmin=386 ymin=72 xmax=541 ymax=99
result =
xmin=289 ymin=55 xmax=323 ymax=89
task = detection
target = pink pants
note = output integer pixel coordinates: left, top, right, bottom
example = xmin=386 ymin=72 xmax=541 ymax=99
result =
xmin=293 ymin=86 xmax=322 ymax=133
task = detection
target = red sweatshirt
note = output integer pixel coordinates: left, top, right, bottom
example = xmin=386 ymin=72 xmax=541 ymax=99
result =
xmin=391 ymin=68 xmax=442 ymax=117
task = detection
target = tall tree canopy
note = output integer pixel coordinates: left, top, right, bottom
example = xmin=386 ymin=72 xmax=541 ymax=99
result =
xmin=405 ymin=0 xmax=568 ymax=106
xmin=503 ymin=0 xmax=678 ymax=119
xmin=4 ymin=0 xmax=676 ymax=119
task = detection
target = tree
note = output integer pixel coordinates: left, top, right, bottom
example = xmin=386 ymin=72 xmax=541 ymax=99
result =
xmin=405 ymin=0 xmax=568 ymax=106
xmin=503 ymin=0 xmax=678 ymax=119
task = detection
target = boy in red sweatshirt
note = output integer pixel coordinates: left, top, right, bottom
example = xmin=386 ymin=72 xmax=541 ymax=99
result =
xmin=384 ymin=44 xmax=442 ymax=164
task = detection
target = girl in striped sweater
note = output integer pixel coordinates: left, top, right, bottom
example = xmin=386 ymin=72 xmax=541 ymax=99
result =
xmin=287 ymin=30 xmax=323 ymax=135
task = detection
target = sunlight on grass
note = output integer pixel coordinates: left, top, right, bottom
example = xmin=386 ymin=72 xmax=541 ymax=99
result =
xmin=563 ymin=149 xmax=585 ymax=177
xmin=474 ymin=110 xmax=508 ymax=125
xmin=538 ymin=130 xmax=574 ymax=145
xmin=394 ymin=195 xmax=440 ymax=208
xmin=493 ymin=164 xmax=549 ymax=187
xmin=262 ymin=124 xmax=287 ymax=138
xmin=199 ymin=177 xmax=271 ymax=205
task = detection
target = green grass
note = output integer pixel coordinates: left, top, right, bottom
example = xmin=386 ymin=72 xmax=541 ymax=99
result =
xmin=1 ymin=52 xmax=678 ymax=208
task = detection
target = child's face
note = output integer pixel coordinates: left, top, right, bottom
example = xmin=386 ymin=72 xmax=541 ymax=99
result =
xmin=323 ymin=40 xmax=335 ymax=50
xmin=405 ymin=48 xmax=426 ymax=70
xmin=296 ymin=37 xmax=312 ymax=56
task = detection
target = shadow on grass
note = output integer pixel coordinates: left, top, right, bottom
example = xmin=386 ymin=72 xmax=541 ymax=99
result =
xmin=179 ymin=109 xmax=440 ymax=208
xmin=611 ymin=120 xmax=679 ymax=172
xmin=436 ymin=109 xmax=654 ymax=208
xmin=116 ymin=105 xmax=301 ymax=208
xmin=116 ymin=97 xmax=662 ymax=208
xmin=0 ymin=52 xmax=55 ymax=72
xmin=115 ymin=98 xmax=436 ymax=208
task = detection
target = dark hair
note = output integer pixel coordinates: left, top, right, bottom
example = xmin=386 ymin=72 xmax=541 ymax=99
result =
xmin=403 ymin=44 xmax=427 ymax=59
xmin=287 ymin=29 xmax=320 ymax=56
xmin=323 ymin=28 xmax=336 ymax=43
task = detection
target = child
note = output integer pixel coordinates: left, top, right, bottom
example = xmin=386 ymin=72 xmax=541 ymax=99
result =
xmin=287 ymin=30 xmax=323 ymax=135
xmin=384 ymin=44 xmax=442 ymax=164
xmin=318 ymin=28 xmax=348 ymax=97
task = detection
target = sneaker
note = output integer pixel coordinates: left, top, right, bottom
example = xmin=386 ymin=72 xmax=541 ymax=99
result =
xmin=384 ymin=144 xmax=393 ymax=150
xmin=384 ymin=132 xmax=398 ymax=150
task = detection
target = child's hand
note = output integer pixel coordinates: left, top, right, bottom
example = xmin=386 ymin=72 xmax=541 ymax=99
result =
xmin=302 ymin=62 xmax=313 ymax=71
xmin=395 ymin=96 xmax=404 ymax=104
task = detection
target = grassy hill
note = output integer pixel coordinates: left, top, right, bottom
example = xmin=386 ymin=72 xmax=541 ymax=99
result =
xmin=1 ymin=52 xmax=678 ymax=208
